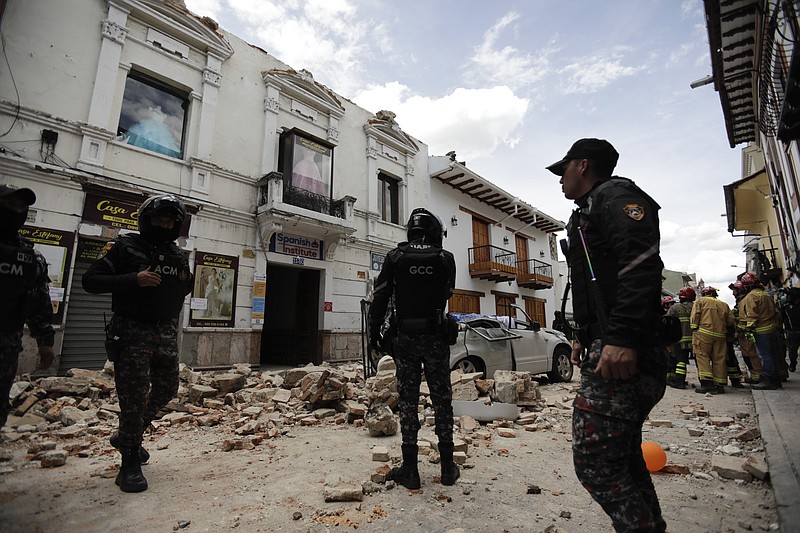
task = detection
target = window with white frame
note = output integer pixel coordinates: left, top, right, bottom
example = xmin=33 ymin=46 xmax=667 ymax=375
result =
xmin=277 ymin=129 xmax=334 ymax=213
xmin=117 ymin=71 xmax=188 ymax=159
xmin=377 ymin=171 xmax=400 ymax=224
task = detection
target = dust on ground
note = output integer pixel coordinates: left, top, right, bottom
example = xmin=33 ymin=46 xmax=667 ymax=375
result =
xmin=0 ymin=365 xmax=780 ymax=533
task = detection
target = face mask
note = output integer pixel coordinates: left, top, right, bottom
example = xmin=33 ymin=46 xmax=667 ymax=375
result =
xmin=0 ymin=205 xmax=27 ymax=239
xmin=141 ymin=225 xmax=176 ymax=244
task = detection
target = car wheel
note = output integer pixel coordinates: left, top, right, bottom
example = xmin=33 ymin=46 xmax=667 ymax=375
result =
xmin=547 ymin=346 xmax=573 ymax=382
xmin=452 ymin=356 xmax=486 ymax=377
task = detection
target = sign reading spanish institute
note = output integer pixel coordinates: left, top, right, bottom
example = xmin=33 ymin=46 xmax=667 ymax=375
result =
xmin=269 ymin=232 xmax=323 ymax=260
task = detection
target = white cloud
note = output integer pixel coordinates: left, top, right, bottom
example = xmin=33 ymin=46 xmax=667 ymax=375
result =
xmin=680 ymin=0 xmax=704 ymax=19
xmin=186 ymin=0 xmax=372 ymax=95
xmin=353 ymin=83 xmax=529 ymax=161
xmin=183 ymin=0 xmax=223 ymax=19
xmin=661 ymin=220 xmax=745 ymax=305
xmin=667 ymin=43 xmax=693 ymax=69
xmin=560 ymin=55 xmax=640 ymax=94
xmin=468 ymin=11 xmax=555 ymax=89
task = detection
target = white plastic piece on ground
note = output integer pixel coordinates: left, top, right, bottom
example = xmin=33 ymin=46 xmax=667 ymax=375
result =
xmin=452 ymin=400 xmax=519 ymax=422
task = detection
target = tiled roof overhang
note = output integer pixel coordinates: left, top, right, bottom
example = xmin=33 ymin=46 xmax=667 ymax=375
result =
xmin=704 ymin=0 xmax=762 ymax=147
xmin=431 ymin=162 xmax=565 ymax=234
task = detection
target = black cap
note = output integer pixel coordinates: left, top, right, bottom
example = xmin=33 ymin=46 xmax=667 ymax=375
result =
xmin=546 ymin=138 xmax=619 ymax=176
xmin=0 ymin=183 xmax=36 ymax=205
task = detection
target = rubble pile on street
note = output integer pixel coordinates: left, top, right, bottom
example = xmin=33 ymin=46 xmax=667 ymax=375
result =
xmin=0 ymin=357 xmax=772 ymax=497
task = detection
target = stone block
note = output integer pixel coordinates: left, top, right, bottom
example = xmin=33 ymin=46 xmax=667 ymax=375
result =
xmin=734 ymin=427 xmax=761 ymax=442
xmin=372 ymin=446 xmax=390 ymax=462
xmin=743 ymin=456 xmax=769 ymax=481
xmin=213 ymin=373 xmax=246 ymax=395
xmin=188 ymin=384 xmax=218 ymax=405
xmin=323 ymin=478 xmax=363 ymax=502
xmin=272 ymin=389 xmax=292 ymax=403
xmin=711 ymin=455 xmax=752 ymax=482
xmin=40 ymin=450 xmax=68 ymax=468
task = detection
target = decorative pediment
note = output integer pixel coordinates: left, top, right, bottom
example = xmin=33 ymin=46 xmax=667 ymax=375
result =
xmin=364 ymin=110 xmax=419 ymax=155
xmin=112 ymin=0 xmax=234 ymax=60
xmin=262 ymin=69 xmax=345 ymax=119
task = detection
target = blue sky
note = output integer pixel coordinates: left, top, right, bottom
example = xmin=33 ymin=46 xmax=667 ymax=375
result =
xmin=185 ymin=0 xmax=747 ymax=304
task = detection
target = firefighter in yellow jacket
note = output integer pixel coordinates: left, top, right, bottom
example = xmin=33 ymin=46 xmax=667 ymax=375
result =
xmin=666 ymin=287 xmax=695 ymax=389
xmin=732 ymin=280 xmax=762 ymax=383
xmin=738 ymin=273 xmax=782 ymax=390
xmin=691 ymin=286 xmax=734 ymax=394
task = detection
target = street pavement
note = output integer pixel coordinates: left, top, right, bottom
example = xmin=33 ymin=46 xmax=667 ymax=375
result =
xmin=753 ymin=375 xmax=800 ymax=533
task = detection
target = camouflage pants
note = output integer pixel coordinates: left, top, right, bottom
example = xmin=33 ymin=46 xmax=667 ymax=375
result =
xmin=393 ymin=332 xmax=453 ymax=446
xmin=111 ymin=316 xmax=179 ymax=449
xmin=0 ymin=330 xmax=23 ymax=428
xmin=572 ymin=339 xmax=668 ymax=533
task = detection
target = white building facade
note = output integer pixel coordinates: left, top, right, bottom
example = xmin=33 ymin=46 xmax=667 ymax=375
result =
xmin=0 ymin=0 xmax=565 ymax=374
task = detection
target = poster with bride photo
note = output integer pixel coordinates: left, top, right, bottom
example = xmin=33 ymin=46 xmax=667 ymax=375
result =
xmin=189 ymin=252 xmax=238 ymax=328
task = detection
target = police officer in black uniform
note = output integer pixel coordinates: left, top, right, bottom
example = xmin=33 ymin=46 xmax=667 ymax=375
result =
xmin=0 ymin=184 xmax=54 ymax=429
xmin=82 ymin=193 xmax=193 ymax=493
xmin=547 ymin=139 xmax=667 ymax=532
xmin=369 ymin=208 xmax=458 ymax=489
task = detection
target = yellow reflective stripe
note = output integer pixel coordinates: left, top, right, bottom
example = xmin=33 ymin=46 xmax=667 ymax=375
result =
xmin=697 ymin=327 xmax=725 ymax=338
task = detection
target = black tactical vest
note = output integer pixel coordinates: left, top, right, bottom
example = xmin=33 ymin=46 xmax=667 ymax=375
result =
xmin=392 ymin=242 xmax=450 ymax=319
xmin=112 ymin=235 xmax=191 ymax=322
xmin=0 ymin=239 xmax=39 ymax=327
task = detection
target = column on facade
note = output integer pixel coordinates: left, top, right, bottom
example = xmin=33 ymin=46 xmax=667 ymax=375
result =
xmin=79 ymin=3 xmax=129 ymax=167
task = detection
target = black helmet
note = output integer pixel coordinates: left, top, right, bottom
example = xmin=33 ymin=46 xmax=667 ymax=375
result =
xmin=406 ymin=208 xmax=446 ymax=245
xmin=137 ymin=194 xmax=187 ymax=243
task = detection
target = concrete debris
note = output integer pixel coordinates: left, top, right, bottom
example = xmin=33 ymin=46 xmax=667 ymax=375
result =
xmin=0 ymin=359 xmax=771 ymax=501
xmin=649 ymin=419 xmax=673 ymax=427
xmin=712 ymin=455 xmax=753 ymax=482
xmin=364 ymin=403 xmax=398 ymax=437
xmin=709 ymin=416 xmax=735 ymax=427
xmin=661 ymin=464 xmax=691 ymax=475
xmin=742 ymin=455 xmax=769 ymax=481
xmin=39 ymin=450 xmax=68 ymax=468
xmin=371 ymin=446 xmax=390 ymax=462
xmin=323 ymin=477 xmax=364 ymax=502
xmin=734 ymin=427 xmax=761 ymax=442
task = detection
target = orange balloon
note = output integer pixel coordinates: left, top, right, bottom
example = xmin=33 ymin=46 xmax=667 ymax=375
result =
xmin=641 ymin=441 xmax=667 ymax=472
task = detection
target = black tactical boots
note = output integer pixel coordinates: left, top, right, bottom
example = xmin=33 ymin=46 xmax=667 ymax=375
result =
xmin=439 ymin=442 xmax=460 ymax=486
xmin=110 ymin=432 xmax=150 ymax=464
xmin=389 ymin=443 xmax=421 ymax=490
xmin=115 ymin=447 xmax=148 ymax=493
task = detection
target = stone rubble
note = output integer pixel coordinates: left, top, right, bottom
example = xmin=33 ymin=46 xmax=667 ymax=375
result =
xmin=0 ymin=357 xmax=774 ymax=509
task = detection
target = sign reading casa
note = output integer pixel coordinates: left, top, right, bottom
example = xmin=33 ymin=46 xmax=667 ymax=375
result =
xmin=269 ymin=233 xmax=323 ymax=260
xmin=82 ymin=192 xmax=190 ymax=236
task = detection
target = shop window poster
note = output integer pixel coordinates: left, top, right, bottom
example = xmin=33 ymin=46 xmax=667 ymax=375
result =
xmin=19 ymin=226 xmax=75 ymax=324
xmin=190 ymin=252 xmax=238 ymax=328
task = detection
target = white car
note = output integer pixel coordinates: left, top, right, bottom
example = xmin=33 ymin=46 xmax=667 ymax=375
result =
xmin=449 ymin=305 xmax=574 ymax=382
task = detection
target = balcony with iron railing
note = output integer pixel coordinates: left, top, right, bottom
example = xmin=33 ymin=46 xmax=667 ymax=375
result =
xmin=256 ymin=171 xmax=356 ymax=259
xmin=468 ymin=244 xmax=517 ymax=282
xmin=516 ymin=258 xmax=554 ymax=289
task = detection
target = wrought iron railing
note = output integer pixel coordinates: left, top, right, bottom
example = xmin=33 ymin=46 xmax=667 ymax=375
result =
xmin=469 ymin=244 xmax=516 ymax=270
xmin=516 ymin=258 xmax=554 ymax=287
xmin=258 ymin=171 xmax=349 ymax=220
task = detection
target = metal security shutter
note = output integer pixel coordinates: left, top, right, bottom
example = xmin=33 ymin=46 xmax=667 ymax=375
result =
xmin=59 ymin=259 xmax=112 ymax=372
